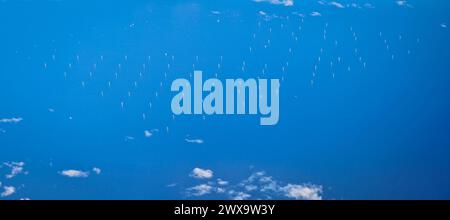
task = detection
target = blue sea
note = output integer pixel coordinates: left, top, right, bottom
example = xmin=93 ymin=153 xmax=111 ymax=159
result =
xmin=1 ymin=0 xmax=450 ymax=200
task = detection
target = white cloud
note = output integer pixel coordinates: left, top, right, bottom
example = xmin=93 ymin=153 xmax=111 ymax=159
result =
xmin=329 ymin=1 xmax=345 ymax=8
xmin=92 ymin=167 xmax=101 ymax=175
xmin=211 ymin=10 xmax=221 ymax=15
xmin=245 ymin=184 xmax=258 ymax=191
xmin=318 ymin=1 xmax=345 ymax=8
xmin=217 ymin=178 xmax=229 ymax=186
xmin=231 ymin=191 xmax=251 ymax=200
xmin=244 ymin=172 xmax=323 ymax=200
xmin=190 ymin=168 xmax=213 ymax=179
xmin=144 ymin=129 xmax=159 ymax=138
xmin=60 ymin=169 xmax=89 ymax=178
xmin=253 ymin=0 xmax=294 ymax=7
xmin=291 ymin=12 xmax=305 ymax=17
xmin=216 ymin=187 xmax=226 ymax=193
xmin=3 ymin=161 xmax=26 ymax=179
xmin=144 ymin=130 xmax=153 ymax=137
xmin=396 ymin=0 xmax=406 ymax=6
xmin=182 ymin=168 xmax=324 ymax=200
xmin=310 ymin=11 xmax=322 ymax=17
xmin=1 ymin=186 xmax=16 ymax=197
xmin=187 ymin=184 xmax=213 ymax=196
xmin=0 ymin=117 xmax=23 ymax=123
xmin=281 ymin=184 xmax=323 ymax=200
xmin=185 ymin=138 xmax=204 ymax=144
xmin=343 ymin=2 xmax=374 ymax=9
xmin=257 ymin=11 xmax=281 ymax=21
xmin=396 ymin=0 xmax=413 ymax=8
xmin=125 ymin=136 xmax=135 ymax=141
xmin=167 ymin=183 xmax=177 ymax=187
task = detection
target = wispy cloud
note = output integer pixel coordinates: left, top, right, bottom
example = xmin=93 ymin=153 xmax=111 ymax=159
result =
xmin=217 ymin=178 xmax=229 ymax=186
xmin=228 ymin=190 xmax=252 ymax=200
xmin=125 ymin=136 xmax=135 ymax=141
xmin=0 ymin=117 xmax=23 ymax=123
xmin=396 ymin=0 xmax=413 ymax=8
xmin=329 ymin=1 xmax=345 ymax=8
xmin=258 ymin=10 xmax=281 ymax=21
xmin=3 ymin=162 xmax=26 ymax=179
xmin=318 ymin=1 xmax=345 ymax=8
xmin=310 ymin=11 xmax=322 ymax=17
xmin=210 ymin=10 xmax=221 ymax=15
xmin=167 ymin=183 xmax=177 ymax=187
xmin=187 ymin=184 xmax=213 ymax=196
xmin=253 ymin=0 xmax=294 ymax=7
xmin=59 ymin=169 xmax=89 ymax=178
xmin=185 ymin=138 xmax=204 ymax=144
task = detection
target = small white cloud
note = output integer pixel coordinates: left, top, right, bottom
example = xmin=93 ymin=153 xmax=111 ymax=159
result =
xmin=310 ymin=11 xmax=322 ymax=17
xmin=217 ymin=178 xmax=229 ymax=186
xmin=92 ymin=167 xmax=101 ymax=175
xmin=441 ymin=23 xmax=447 ymax=28
xmin=318 ymin=1 xmax=345 ymax=8
xmin=144 ymin=130 xmax=153 ymax=138
xmin=3 ymin=161 xmax=26 ymax=179
xmin=239 ymin=171 xmax=323 ymax=200
xmin=187 ymin=184 xmax=213 ymax=196
xmin=167 ymin=183 xmax=177 ymax=187
xmin=396 ymin=0 xmax=413 ymax=8
xmin=190 ymin=168 xmax=213 ymax=179
xmin=363 ymin=3 xmax=375 ymax=9
xmin=329 ymin=1 xmax=345 ymax=8
xmin=396 ymin=0 xmax=406 ymax=6
xmin=0 ymin=117 xmax=23 ymax=123
xmin=211 ymin=10 xmax=221 ymax=15
xmin=291 ymin=12 xmax=305 ymax=17
xmin=216 ymin=187 xmax=226 ymax=193
xmin=125 ymin=136 xmax=135 ymax=141
xmin=253 ymin=0 xmax=293 ymax=7
xmin=185 ymin=138 xmax=204 ymax=144
xmin=231 ymin=191 xmax=251 ymax=200
xmin=281 ymin=184 xmax=323 ymax=200
xmin=60 ymin=169 xmax=89 ymax=178
xmin=1 ymin=186 xmax=16 ymax=197
xmin=245 ymin=184 xmax=258 ymax=191
xmin=144 ymin=129 xmax=159 ymax=138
